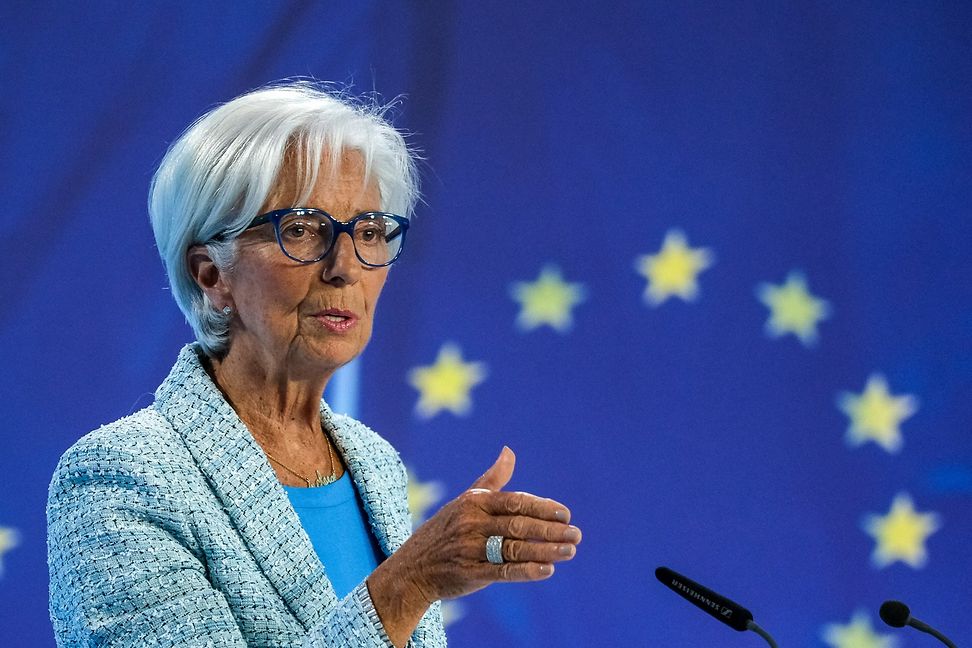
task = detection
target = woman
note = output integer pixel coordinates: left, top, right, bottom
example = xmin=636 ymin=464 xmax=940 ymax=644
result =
xmin=47 ymin=82 xmax=581 ymax=647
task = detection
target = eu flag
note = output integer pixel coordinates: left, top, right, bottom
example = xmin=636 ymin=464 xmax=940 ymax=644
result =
xmin=2 ymin=3 xmax=969 ymax=646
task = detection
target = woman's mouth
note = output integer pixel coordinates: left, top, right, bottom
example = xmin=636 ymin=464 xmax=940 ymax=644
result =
xmin=313 ymin=309 xmax=358 ymax=332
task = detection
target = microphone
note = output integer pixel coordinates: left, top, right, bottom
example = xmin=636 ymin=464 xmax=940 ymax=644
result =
xmin=655 ymin=566 xmax=779 ymax=648
xmin=879 ymin=600 xmax=957 ymax=648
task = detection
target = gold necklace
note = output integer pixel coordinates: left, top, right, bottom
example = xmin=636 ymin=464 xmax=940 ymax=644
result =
xmin=265 ymin=436 xmax=338 ymax=488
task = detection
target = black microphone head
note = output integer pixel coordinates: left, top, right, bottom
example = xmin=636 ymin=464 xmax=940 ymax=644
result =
xmin=879 ymin=600 xmax=911 ymax=628
xmin=655 ymin=566 xmax=754 ymax=632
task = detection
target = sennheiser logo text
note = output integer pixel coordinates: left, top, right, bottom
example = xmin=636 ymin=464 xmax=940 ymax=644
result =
xmin=670 ymin=579 xmax=733 ymax=618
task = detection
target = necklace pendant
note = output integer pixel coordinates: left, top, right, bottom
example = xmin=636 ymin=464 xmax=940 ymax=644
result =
xmin=312 ymin=470 xmax=336 ymax=487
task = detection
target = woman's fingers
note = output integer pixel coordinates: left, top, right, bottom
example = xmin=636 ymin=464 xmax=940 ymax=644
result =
xmin=492 ymin=561 xmax=556 ymax=582
xmin=488 ymin=515 xmax=583 ymax=544
xmin=501 ymin=538 xmax=577 ymax=564
xmin=467 ymin=446 xmax=515 ymax=492
xmin=468 ymin=490 xmax=571 ymax=523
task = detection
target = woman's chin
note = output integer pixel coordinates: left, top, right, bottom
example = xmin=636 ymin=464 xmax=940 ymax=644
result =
xmin=300 ymin=337 xmax=368 ymax=373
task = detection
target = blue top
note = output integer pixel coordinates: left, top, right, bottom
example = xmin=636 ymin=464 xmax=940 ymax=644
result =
xmin=284 ymin=471 xmax=385 ymax=598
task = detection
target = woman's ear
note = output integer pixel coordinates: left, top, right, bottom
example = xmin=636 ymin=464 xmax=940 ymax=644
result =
xmin=187 ymin=245 xmax=232 ymax=308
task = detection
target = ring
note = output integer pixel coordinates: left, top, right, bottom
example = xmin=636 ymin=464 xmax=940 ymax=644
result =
xmin=486 ymin=535 xmax=504 ymax=564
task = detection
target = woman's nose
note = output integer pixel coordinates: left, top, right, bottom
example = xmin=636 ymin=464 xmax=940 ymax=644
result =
xmin=321 ymin=233 xmax=361 ymax=285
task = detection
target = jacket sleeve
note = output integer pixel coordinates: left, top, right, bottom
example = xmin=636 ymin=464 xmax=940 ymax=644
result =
xmin=47 ymin=439 xmax=249 ymax=647
xmin=305 ymin=584 xmax=445 ymax=648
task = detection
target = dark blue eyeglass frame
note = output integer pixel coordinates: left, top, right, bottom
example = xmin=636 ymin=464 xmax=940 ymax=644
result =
xmin=244 ymin=208 xmax=410 ymax=267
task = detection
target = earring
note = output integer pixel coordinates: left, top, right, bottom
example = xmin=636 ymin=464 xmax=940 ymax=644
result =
xmin=222 ymin=306 xmax=233 ymax=316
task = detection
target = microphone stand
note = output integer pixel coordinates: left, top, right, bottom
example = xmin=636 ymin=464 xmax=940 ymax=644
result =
xmin=746 ymin=620 xmax=779 ymax=648
xmin=911 ymin=618 xmax=957 ymax=648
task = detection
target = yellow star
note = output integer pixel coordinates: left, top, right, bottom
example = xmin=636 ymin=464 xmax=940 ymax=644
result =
xmin=0 ymin=526 xmax=21 ymax=578
xmin=838 ymin=374 xmax=918 ymax=453
xmin=634 ymin=229 xmax=713 ymax=306
xmin=407 ymin=468 xmax=445 ymax=527
xmin=509 ymin=265 xmax=586 ymax=332
xmin=863 ymin=493 xmax=941 ymax=568
xmin=408 ymin=344 xmax=487 ymax=418
xmin=756 ymin=271 xmax=830 ymax=346
xmin=822 ymin=611 xmax=897 ymax=648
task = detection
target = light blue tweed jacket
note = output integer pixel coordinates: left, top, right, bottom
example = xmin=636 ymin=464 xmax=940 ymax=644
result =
xmin=48 ymin=344 xmax=447 ymax=647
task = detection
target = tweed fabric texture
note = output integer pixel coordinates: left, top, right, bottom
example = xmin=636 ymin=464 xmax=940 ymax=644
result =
xmin=48 ymin=344 xmax=447 ymax=647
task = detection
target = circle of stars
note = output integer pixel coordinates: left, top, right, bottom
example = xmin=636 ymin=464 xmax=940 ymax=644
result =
xmin=396 ymin=223 xmax=946 ymax=639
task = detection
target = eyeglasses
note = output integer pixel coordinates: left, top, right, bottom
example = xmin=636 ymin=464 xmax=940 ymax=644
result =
xmin=243 ymin=208 xmax=410 ymax=267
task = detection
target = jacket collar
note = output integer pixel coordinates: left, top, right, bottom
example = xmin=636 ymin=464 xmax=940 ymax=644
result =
xmin=153 ymin=344 xmax=406 ymax=629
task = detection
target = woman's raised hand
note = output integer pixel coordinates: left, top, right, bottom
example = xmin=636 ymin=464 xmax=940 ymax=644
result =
xmin=367 ymin=447 xmax=581 ymax=646
xmin=406 ymin=446 xmax=581 ymax=601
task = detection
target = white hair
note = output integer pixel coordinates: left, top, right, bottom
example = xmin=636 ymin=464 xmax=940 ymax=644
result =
xmin=148 ymin=81 xmax=419 ymax=356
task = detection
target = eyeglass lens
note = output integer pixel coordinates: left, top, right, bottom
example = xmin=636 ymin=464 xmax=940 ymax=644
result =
xmin=277 ymin=212 xmax=403 ymax=265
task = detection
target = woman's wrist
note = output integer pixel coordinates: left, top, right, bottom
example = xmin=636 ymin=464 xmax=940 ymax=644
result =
xmin=366 ymin=554 xmax=434 ymax=648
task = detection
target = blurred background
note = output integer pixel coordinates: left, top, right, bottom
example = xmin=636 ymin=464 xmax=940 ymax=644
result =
xmin=2 ymin=2 xmax=970 ymax=646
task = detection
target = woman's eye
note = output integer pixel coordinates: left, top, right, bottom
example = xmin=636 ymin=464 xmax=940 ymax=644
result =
xmin=357 ymin=226 xmax=383 ymax=243
xmin=282 ymin=221 xmax=317 ymax=239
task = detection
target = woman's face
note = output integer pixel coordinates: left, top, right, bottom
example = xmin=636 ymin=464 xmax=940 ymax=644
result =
xmin=221 ymin=151 xmax=389 ymax=377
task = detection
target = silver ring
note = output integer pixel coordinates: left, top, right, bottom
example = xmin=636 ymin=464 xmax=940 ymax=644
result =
xmin=486 ymin=535 xmax=504 ymax=564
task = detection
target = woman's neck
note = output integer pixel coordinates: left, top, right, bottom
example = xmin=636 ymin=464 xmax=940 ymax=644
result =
xmin=207 ymin=343 xmax=332 ymax=449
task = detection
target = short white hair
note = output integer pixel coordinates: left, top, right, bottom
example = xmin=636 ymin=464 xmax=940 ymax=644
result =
xmin=149 ymin=81 xmax=419 ymax=356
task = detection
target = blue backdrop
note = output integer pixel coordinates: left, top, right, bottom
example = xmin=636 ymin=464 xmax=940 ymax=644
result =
xmin=2 ymin=2 xmax=970 ymax=646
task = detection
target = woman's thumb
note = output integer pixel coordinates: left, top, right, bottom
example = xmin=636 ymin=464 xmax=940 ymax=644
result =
xmin=468 ymin=446 xmax=515 ymax=491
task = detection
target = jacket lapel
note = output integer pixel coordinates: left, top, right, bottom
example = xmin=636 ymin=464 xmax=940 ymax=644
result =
xmin=153 ymin=345 xmax=333 ymax=630
xmin=322 ymin=404 xmax=412 ymax=558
